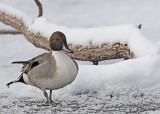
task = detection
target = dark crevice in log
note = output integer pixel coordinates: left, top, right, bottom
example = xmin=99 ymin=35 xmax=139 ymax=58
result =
xmin=34 ymin=0 xmax=43 ymax=17
xmin=92 ymin=61 xmax=99 ymax=65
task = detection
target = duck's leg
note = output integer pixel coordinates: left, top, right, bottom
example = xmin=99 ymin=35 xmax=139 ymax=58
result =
xmin=49 ymin=90 xmax=52 ymax=101
xmin=43 ymin=90 xmax=57 ymax=106
xmin=43 ymin=90 xmax=50 ymax=106
xmin=49 ymin=90 xmax=58 ymax=106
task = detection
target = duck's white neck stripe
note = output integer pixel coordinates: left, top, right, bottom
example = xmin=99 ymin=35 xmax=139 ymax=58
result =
xmin=52 ymin=50 xmax=63 ymax=54
xmin=51 ymin=50 xmax=68 ymax=63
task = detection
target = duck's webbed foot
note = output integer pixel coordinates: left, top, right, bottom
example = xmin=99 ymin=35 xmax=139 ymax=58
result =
xmin=44 ymin=100 xmax=57 ymax=106
xmin=51 ymin=100 xmax=60 ymax=106
xmin=43 ymin=90 xmax=58 ymax=106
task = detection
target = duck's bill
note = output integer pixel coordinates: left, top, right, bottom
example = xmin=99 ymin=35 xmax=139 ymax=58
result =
xmin=63 ymin=45 xmax=74 ymax=53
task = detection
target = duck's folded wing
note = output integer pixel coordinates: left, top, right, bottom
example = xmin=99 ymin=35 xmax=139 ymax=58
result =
xmin=12 ymin=53 xmax=50 ymax=74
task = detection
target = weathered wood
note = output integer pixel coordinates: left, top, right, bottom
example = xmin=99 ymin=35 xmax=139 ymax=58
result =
xmin=67 ymin=43 xmax=134 ymax=61
xmin=0 ymin=11 xmax=135 ymax=62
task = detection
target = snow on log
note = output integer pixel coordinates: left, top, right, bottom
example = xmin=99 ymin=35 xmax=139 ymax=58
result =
xmin=0 ymin=3 xmax=155 ymax=63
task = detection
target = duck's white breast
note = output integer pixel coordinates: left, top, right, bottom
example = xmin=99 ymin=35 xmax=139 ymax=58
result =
xmin=48 ymin=51 xmax=78 ymax=89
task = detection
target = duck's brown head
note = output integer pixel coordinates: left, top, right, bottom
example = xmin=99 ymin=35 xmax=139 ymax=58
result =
xmin=50 ymin=31 xmax=74 ymax=53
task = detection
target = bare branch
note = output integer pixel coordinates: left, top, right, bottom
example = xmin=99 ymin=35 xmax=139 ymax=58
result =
xmin=34 ymin=0 xmax=43 ymax=17
xmin=0 ymin=30 xmax=22 ymax=34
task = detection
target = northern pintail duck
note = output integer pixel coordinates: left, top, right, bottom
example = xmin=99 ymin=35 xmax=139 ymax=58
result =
xmin=7 ymin=31 xmax=78 ymax=106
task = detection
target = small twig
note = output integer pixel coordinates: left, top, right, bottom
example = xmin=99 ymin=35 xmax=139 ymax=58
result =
xmin=34 ymin=0 xmax=43 ymax=17
xmin=0 ymin=30 xmax=22 ymax=34
xmin=138 ymin=24 xmax=142 ymax=29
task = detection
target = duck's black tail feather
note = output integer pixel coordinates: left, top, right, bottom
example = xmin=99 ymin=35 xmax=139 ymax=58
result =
xmin=6 ymin=74 xmax=26 ymax=88
xmin=12 ymin=61 xmax=29 ymax=64
xmin=6 ymin=80 xmax=17 ymax=88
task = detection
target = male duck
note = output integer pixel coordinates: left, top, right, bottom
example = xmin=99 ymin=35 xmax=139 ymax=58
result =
xmin=7 ymin=31 xmax=79 ymax=106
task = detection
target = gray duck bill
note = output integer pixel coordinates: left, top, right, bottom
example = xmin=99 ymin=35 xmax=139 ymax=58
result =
xmin=63 ymin=45 xmax=74 ymax=53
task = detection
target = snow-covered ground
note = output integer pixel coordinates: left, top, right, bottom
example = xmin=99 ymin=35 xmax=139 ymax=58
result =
xmin=2 ymin=36 xmax=160 ymax=114
xmin=0 ymin=0 xmax=160 ymax=113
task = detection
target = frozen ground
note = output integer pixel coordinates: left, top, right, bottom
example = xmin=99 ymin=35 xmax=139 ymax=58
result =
xmin=0 ymin=0 xmax=160 ymax=114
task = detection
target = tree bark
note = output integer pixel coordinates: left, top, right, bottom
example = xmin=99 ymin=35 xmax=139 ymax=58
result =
xmin=67 ymin=43 xmax=134 ymax=61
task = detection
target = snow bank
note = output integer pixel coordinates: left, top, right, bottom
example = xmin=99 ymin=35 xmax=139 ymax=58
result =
xmin=0 ymin=3 xmax=158 ymax=57
xmin=55 ymin=54 xmax=160 ymax=96
xmin=0 ymin=35 xmax=159 ymax=95
xmin=0 ymin=3 xmax=160 ymax=95
xmin=0 ymin=3 xmax=160 ymax=94
xmin=2 ymin=54 xmax=160 ymax=101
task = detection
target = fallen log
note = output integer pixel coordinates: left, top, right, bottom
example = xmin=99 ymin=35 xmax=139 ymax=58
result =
xmin=0 ymin=7 xmax=134 ymax=64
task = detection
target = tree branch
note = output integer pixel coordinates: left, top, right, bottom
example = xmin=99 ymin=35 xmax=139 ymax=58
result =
xmin=34 ymin=0 xmax=43 ymax=17
xmin=0 ymin=30 xmax=21 ymax=34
